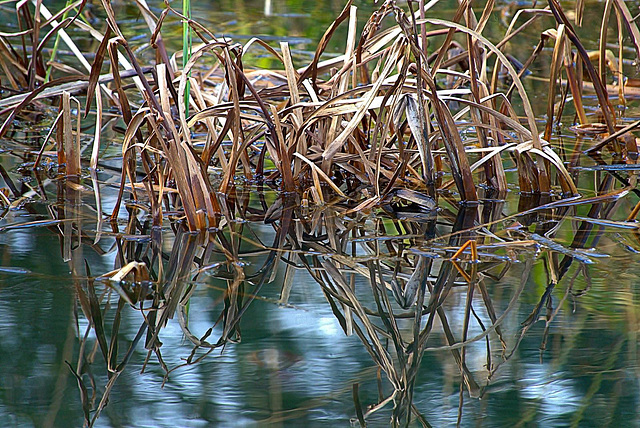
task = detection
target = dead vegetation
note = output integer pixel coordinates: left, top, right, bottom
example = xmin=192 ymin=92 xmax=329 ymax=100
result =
xmin=1 ymin=0 xmax=640 ymax=426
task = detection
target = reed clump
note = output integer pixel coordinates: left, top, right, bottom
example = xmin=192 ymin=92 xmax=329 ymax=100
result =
xmin=5 ymin=0 xmax=639 ymax=231
xmin=1 ymin=0 xmax=640 ymax=426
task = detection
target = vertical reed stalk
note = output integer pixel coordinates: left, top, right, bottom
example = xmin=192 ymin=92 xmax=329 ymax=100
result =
xmin=44 ymin=0 xmax=73 ymax=82
xmin=183 ymin=0 xmax=192 ymax=116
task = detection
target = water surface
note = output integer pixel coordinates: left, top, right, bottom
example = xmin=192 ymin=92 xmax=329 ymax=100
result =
xmin=0 ymin=0 xmax=639 ymax=427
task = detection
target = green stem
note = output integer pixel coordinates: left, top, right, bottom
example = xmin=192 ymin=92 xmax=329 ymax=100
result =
xmin=45 ymin=1 xmax=92 ymax=83
xmin=45 ymin=0 xmax=74 ymax=83
xmin=183 ymin=0 xmax=192 ymax=117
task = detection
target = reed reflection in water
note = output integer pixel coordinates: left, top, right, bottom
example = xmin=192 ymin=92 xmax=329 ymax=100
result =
xmin=36 ymin=182 xmax=634 ymax=427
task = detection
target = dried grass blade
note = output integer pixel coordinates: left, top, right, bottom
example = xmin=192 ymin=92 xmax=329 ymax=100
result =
xmin=84 ymin=26 xmax=111 ymax=117
xmin=181 ymin=139 xmax=221 ymax=226
xmin=29 ymin=1 xmax=44 ymax=89
xmin=270 ymin=105 xmax=295 ymax=192
xmin=280 ymin=42 xmax=303 ymax=127
xmin=575 ymin=0 xmax=585 ymax=26
xmin=90 ymin=84 xmax=103 ymax=170
xmin=0 ymin=40 xmax=23 ymax=90
xmin=467 ymin=144 xmax=515 ymax=173
xmin=432 ymin=95 xmax=478 ymax=201
xmin=615 ymin=10 xmax=625 ymax=106
xmin=529 ymin=146 xmax=579 ymax=194
xmin=60 ymin=91 xmax=74 ymax=172
xmin=424 ymin=18 xmax=541 ymax=148
xmin=599 ymin=0 xmax=614 ymax=89
xmin=109 ymin=109 xmax=149 ymax=221
xmin=174 ymin=60 xmax=222 ymax=224
xmin=323 ymin=39 xmax=402 ymax=162
xmin=298 ymin=0 xmax=353 ymax=86
xmin=563 ymin=40 xmax=588 ymax=126
xmin=547 ymin=0 xmax=616 ymax=134
xmin=544 ymin=25 xmax=565 ymax=142
xmin=425 ymin=17 xmax=551 ymax=192
xmin=293 ymin=153 xmax=347 ymax=198
xmin=135 ymin=0 xmax=173 ymax=75
xmin=404 ymin=94 xmax=433 ymax=185
xmin=612 ymin=0 xmax=640 ymax=63
xmin=327 ymin=6 xmax=358 ymax=143
xmin=69 ymin=95 xmax=81 ymax=177
xmin=107 ymin=41 xmax=134 ymax=124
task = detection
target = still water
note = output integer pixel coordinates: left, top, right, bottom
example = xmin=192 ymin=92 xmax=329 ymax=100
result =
xmin=1 ymin=192 xmax=639 ymax=427
xmin=0 ymin=0 xmax=639 ymax=427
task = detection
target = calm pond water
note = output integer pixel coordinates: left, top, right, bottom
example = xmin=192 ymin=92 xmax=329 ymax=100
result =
xmin=0 ymin=0 xmax=639 ymax=427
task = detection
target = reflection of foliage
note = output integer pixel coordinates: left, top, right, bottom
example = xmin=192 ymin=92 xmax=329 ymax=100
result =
xmin=68 ymin=183 xmax=637 ymax=426
xmin=0 ymin=0 xmax=639 ymax=426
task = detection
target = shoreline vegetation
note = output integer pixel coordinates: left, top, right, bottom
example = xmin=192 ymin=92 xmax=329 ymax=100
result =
xmin=1 ymin=0 xmax=639 ymax=426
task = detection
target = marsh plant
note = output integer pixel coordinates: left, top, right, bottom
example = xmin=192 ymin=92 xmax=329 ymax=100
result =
xmin=0 ymin=0 xmax=639 ymax=426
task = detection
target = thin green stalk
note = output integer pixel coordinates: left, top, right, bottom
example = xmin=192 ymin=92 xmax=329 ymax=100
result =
xmin=183 ymin=0 xmax=192 ymax=117
xmin=44 ymin=1 xmax=91 ymax=83
xmin=45 ymin=0 xmax=74 ymax=83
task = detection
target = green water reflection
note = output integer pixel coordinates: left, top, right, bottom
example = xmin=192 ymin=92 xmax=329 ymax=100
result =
xmin=0 ymin=193 xmax=638 ymax=427
xmin=0 ymin=0 xmax=639 ymax=427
